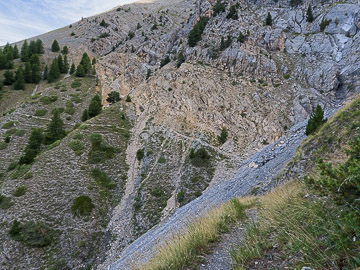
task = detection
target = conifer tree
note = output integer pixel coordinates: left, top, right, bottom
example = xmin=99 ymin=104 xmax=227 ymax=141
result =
xmin=3 ymin=70 xmax=15 ymax=85
xmin=14 ymin=67 xmax=25 ymax=90
xmin=28 ymin=41 xmax=37 ymax=57
xmin=57 ymin=55 xmax=64 ymax=73
xmin=13 ymin=45 xmax=19 ymax=59
xmin=48 ymin=58 xmax=60 ymax=83
xmin=76 ymin=64 xmax=85 ymax=77
xmin=81 ymin=109 xmax=89 ymax=122
xmin=42 ymin=65 xmax=48 ymax=81
xmin=70 ymin=63 xmax=76 ymax=74
xmin=44 ymin=110 xmax=66 ymax=145
xmin=80 ymin=53 xmax=92 ymax=74
xmin=265 ymin=12 xmax=272 ymax=26
xmin=36 ymin=39 xmax=44 ymax=54
xmin=61 ymin=46 xmax=69 ymax=55
xmin=218 ymin=127 xmax=228 ymax=144
xmin=31 ymin=64 xmax=41 ymax=84
xmin=30 ymin=54 xmax=40 ymax=67
xmin=51 ymin=39 xmax=60 ymax=52
xmin=24 ymin=62 xmax=32 ymax=83
xmin=20 ymin=40 xmax=29 ymax=62
xmin=306 ymin=5 xmax=314 ymax=23
xmin=19 ymin=128 xmax=44 ymax=165
xmin=188 ymin=16 xmax=209 ymax=47
xmin=106 ymin=91 xmax=120 ymax=104
xmin=88 ymin=94 xmax=102 ymax=118
xmin=92 ymin=57 xmax=96 ymax=65
xmin=305 ymin=105 xmax=327 ymax=135
xmin=63 ymin=55 xmax=69 ymax=74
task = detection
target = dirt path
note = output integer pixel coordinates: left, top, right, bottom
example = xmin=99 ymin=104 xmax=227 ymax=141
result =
xmin=199 ymin=209 xmax=257 ymax=270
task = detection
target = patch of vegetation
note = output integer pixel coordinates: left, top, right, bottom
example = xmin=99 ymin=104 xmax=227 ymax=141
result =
xmin=71 ymin=196 xmax=95 ymax=217
xmin=305 ymin=105 xmax=327 ymax=136
xmin=34 ymin=109 xmax=47 ymax=116
xmin=320 ymin=18 xmax=332 ymax=32
xmin=40 ymin=95 xmax=58 ymax=105
xmin=0 ymin=194 xmax=13 ymax=209
xmin=2 ymin=121 xmax=17 ymax=129
xmin=68 ymin=139 xmax=85 ymax=155
xmin=71 ymin=79 xmax=82 ymax=88
xmin=218 ymin=127 xmax=228 ymax=144
xmin=160 ymin=56 xmax=171 ymax=68
xmin=158 ymin=157 xmax=166 ymax=163
xmin=98 ymin=33 xmax=110 ymax=39
xmin=213 ymin=0 xmax=225 ymax=16
xmin=9 ymin=220 xmax=53 ymax=247
xmin=10 ymin=164 xmax=31 ymax=179
xmin=188 ymin=16 xmax=209 ymax=47
xmin=65 ymin=100 xmax=75 ymax=115
xmin=88 ymin=133 xmax=115 ymax=164
xmin=0 ymin=142 xmax=8 ymax=150
xmin=13 ymin=186 xmax=27 ymax=197
xmin=189 ymin=147 xmax=210 ymax=167
xmin=91 ymin=169 xmax=116 ymax=190
xmin=136 ymin=148 xmax=145 ymax=161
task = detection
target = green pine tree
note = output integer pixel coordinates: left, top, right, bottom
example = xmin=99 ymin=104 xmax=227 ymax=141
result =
xmin=61 ymin=46 xmax=69 ymax=55
xmin=306 ymin=5 xmax=314 ymax=23
xmin=106 ymin=91 xmax=121 ymax=104
xmin=48 ymin=58 xmax=60 ymax=83
xmin=3 ymin=70 xmax=15 ymax=85
xmin=265 ymin=12 xmax=272 ymax=26
xmin=188 ymin=16 xmax=209 ymax=47
xmin=24 ymin=62 xmax=32 ymax=83
xmin=51 ymin=39 xmax=60 ymax=52
xmin=88 ymin=94 xmax=102 ymax=118
xmin=63 ymin=55 xmax=69 ymax=74
xmin=19 ymin=128 xmax=43 ymax=165
xmin=31 ymin=64 xmax=41 ymax=84
xmin=43 ymin=65 xmax=48 ymax=80
xmin=13 ymin=45 xmax=20 ymax=59
xmin=218 ymin=127 xmax=228 ymax=144
xmin=14 ymin=67 xmax=25 ymax=90
xmin=76 ymin=64 xmax=85 ymax=77
xmin=44 ymin=110 xmax=66 ymax=145
xmin=80 ymin=53 xmax=92 ymax=74
xmin=20 ymin=40 xmax=29 ymax=62
xmin=305 ymin=105 xmax=327 ymax=136
xmin=81 ymin=109 xmax=89 ymax=122
xmin=57 ymin=55 xmax=64 ymax=74
xmin=70 ymin=63 xmax=76 ymax=74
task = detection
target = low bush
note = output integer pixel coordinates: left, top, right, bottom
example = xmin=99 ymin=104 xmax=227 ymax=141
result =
xmin=0 ymin=194 xmax=13 ymax=209
xmin=91 ymin=169 xmax=116 ymax=189
xmin=2 ymin=121 xmax=17 ymax=129
xmin=189 ymin=147 xmax=210 ymax=167
xmin=71 ymin=80 xmax=82 ymax=88
xmin=34 ymin=109 xmax=47 ymax=116
xmin=9 ymin=220 xmax=53 ymax=247
xmin=40 ymin=95 xmax=58 ymax=105
xmin=13 ymin=186 xmax=27 ymax=197
xmin=68 ymin=139 xmax=84 ymax=155
xmin=71 ymin=195 xmax=95 ymax=217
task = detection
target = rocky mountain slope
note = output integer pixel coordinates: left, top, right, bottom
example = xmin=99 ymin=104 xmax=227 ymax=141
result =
xmin=0 ymin=0 xmax=359 ymax=269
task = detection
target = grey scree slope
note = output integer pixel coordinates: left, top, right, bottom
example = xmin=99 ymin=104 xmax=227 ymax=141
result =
xmin=107 ymin=106 xmax=339 ymax=270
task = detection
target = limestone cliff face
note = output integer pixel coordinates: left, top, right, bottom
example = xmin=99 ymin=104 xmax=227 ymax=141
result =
xmin=0 ymin=0 xmax=359 ymax=269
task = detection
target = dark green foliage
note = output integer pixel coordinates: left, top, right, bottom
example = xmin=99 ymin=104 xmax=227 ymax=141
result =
xmin=320 ymin=18 xmax=331 ymax=32
xmin=62 ymin=55 xmax=69 ymax=74
xmin=306 ymin=5 xmax=314 ymax=23
xmin=65 ymin=100 xmax=75 ymax=115
xmin=176 ymin=52 xmax=185 ymax=68
xmin=44 ymin=110 xmax=66 ymax=145
xmin=126 ymin=95 xmax=132 ymax=102
xmin=100 ymin=19 xmax=109 ymax=27
xmin=151 ymin=23 xmax=158 ymax=31
xmin=0 ymin=194 xmax=13 ymax=209
xmin=0 ymin=47 xmax=13 ymax=69
xmin=13 ymin=186 xmax=26 ymax=197
xmin=136 ymin=148 xmax=144 ymax=161
xmin=35 ymin=39 xmax=44 ymax=54
xmin=146 ymin=69 xmax=152 ymax=80
xmin=226 ymin=5 xmax=239 ymax=20
xmin=150 ymin=187 xmax=163 ymax=197
xmin=24 ymin=62 xmax=32 ymax=83
xmin=237 ymin=31 xmax=246 ymax=43
xmin=98 ymin=33 xmax=110 ymax=39
xmin=160 ymin=56 xmax=171 ymax=68
xmin=4 ymin=70 xmax=15 ymax=85
xmin=88 ymin=94 xmax=102 ymax=118
xmin=220 ymin=35 xmax=232 ymax=51
xmin=128 ymin=31 xmax=135 ymax=39
xmin=40 ymin=95 xmax=58 ymax=104
xmin=13 ymin=45 xmax=20 ymax=59
xmin=20 ymin=40 xmax=29 ymax=62
xmin=265 ymin=12 xmax=272 ymax=26
xmin=71 ymin=79 xmax=82 ymax=88
xmin=76 ymin=64 xmax=85 ymax=77
xmin=218 ymin=127 xmax=228 ymax=144
xmin=9 ymin=220 xmax=53 ymax=247
xmin=70 ymin=63 xmax=76 ymax=74
xmin=92 ymin=57 xmax=96 ymax=65
xmin=13 ymin=67 xmax=25 ymax=90
xmin=51 ymin=39 xmax=60 ymax=52
xmin=19 ymin=128 xmax=43 ymax=165
xmin=88 ymin=134 xmax=115 ymax=163
xmin=305 ymin=105 xmax=327 ymax=136
xmin=290 ymin=0 xmax=302 ymax=7
xmin=72 ymin=196 xmax=95 ymax=217
xmin=4 ymin=136 xmax=10 ymax=143
xmin=177 ymin=190 xmax=185 ymax=203
xmin=43 ymin=65 xmax=48 ymax=80
xmin=137 ymin=22 xmax=142 ymax=29
xmin=61 ymin=46 xmax=69 ymax=54
xmin=106 ymin=91 xmax=121 ymax=104
xmin=48 ymin=58 xmax=61 ymax=83
xmin=213 ymin=0 xmax=225 ymax=16
xmin=188 ymin=16 xmax=209 ymax=47
xmin=78 ymin=53 xmax=92 ymax=75
xmin=81 ymin=109 xmax=89 ymax=122
xmin=91 ymin=169 xmax=116 ymax=189
xmin=34 ymin=109 xmax=47 ymax=116
xmin=189 ymin=147 xmax=210 ymax=167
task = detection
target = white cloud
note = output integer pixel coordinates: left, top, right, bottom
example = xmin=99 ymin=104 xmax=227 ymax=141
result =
xmin=0 ymin=0 xmax=137 ymax=45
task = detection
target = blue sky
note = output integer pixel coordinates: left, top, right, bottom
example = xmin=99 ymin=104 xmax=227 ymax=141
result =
xmin=0 ymin=0 xmax=137 ymax=45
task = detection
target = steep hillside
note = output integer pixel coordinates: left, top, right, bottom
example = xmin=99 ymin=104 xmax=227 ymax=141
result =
xmin=0 ymin=0 xmax=359 ymax=269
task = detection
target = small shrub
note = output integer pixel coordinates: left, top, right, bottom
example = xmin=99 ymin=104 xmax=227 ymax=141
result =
xmin=35 ymin=109 xmax=47 ymax=116
xmin=8 ymin=162 xmax=17 ymax=171
xmin=0 ymin=195 xmax=13 ymax=209
xmin=0 ymin=142 xmax=8 ymax=150
xmin=158 ymin=157 xmax=166 ymax=163
xmin=126 ymin=95 xmax=132 ymax=102
xmin=91 ymin=169 xmax=116 ymax=189
xmin=13 ymin=186 xmax=27 ymax=197
xmin=11 ymin=164 xmax=31 ymax=179
xmin=218 ymin=127 xmax=228 ymax=144
xmin=9 ymin=220 xmax=53 ymax=247
xmin=24 ymin=172 xmax=33 ymax=179
xmin=40 ymin=95 xmax=58 ymax=105
xmin=150 ymin=187 xmax=163 ymax=197
xmin=189 ymin=147 xmax=210 ymax=167
xmin=71 ymin=80 xmax=82 ymax=88
xmin=47 ymin=140 xmax=61 ymax=150
xmin=177 ymin=190 xmax=185 ymax=203
xmin=305 ymin=105 xmax=327 ymax=136
xmin=283 ymin=74 xmax=291 ymax=79
xmin=160 ymin=56 xmax=171 ymax=68
xmin=136 ymin=148 xmax=145 ymax=161
xmin=72 ymin=196 xmax=95 ymax=217
xmin=320 ymin=18 xmax=332 ymax=32
xmin=15 ymin=129 xmax=26 ymax=137
xmin=65 ymin=100 xmax=75 ymax=115
xmin=68 ymin=139 xmax=84 ymax=154
xmin=2 ymin=121 xmax=17 ymax=129
xmin=98 ymin=33 xmax=110 ymax=39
